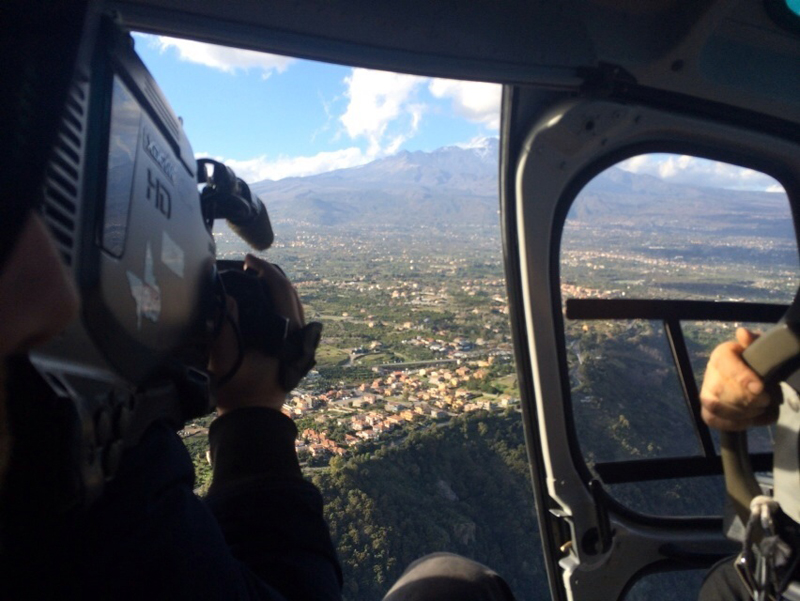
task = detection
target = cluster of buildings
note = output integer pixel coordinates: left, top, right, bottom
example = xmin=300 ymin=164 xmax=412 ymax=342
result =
xmin=297 ymin=429 xmax=347 ymax=458
xmin=401 ymin=335 xmax=475 ymax=354
xmin=560 ymin=283 xmax=620 ymax=299
xmin=288 ymin=360 xmax=519 ymax=459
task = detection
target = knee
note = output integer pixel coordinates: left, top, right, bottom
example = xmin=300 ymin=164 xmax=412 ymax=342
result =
xmin=383 ymin=553 xmax=516 ymax=601
xmin=698 ymin=557 xmax=750 ymax=601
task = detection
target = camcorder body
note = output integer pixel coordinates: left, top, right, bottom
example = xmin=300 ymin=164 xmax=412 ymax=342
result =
xmin=26 ymin=8 xmax=285 ymax=505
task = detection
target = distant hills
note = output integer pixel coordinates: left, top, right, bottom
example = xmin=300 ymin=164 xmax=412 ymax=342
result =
xmin=572 ymin=167 xmax=793 ymax=242
xmin=251 ymin=138 xmax=499 ymax=226
xmin=251 ymin=137 xmax=790 ymax=235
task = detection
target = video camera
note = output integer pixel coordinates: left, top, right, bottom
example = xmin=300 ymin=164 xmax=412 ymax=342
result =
xmin=26 ymin=11 xmax=318 ymax=505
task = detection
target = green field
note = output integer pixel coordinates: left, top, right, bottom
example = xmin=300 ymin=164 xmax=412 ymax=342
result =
xmin=315 ymin=345 xmax=350 ymax=367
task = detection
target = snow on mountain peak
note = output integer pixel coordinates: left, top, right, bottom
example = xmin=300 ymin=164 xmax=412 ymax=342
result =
xmin=455 ymin=136 xmax=494 ymax=150
xmin=451 ymin=136 xmax=498 ymax=161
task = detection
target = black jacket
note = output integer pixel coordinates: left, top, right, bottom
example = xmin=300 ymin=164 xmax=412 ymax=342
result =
xmin=1 ymin=383 xmax=342 ymax=600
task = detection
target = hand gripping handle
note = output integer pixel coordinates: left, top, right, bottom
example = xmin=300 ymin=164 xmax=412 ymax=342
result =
xmin=724 ymin=325 xmax=800 ymax=526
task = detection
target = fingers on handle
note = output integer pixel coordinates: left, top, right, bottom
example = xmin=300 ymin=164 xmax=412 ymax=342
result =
xmin=735 ymin=327 xmax=759 ymax=348
xmin=701 ymin=407 xmax=749 ymax=432
xmin=711 ymin=340 xmax=763 ymax=397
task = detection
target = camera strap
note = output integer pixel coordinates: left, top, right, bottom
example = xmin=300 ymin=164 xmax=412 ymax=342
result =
xmin=734 ymin=495 xmax=800 ymax=600
xmin=279 ymin=322 xmax=323 ymax=391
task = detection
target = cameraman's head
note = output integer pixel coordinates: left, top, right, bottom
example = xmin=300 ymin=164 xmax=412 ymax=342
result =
xmin=0 ymin=2 xmax=86 ymax=487
xmin=0 ymin=211 xmax=80 ymax=487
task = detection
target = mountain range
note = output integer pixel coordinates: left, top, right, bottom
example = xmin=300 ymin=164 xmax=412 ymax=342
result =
xmin=251 ymin=138 xmax=499 ymax=226
xmin=251 ymin=137 xmax=789 ymax=232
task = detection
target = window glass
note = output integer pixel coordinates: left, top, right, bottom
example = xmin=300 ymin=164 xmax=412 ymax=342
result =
xmin=562 ymin=153 xmax=796 ymax=517
xmin=608 ymin=476 xmax=725 ymax=517
xmin=562 ymin=155 xmax=795 ymax=302
xmin=135 ymin=34 xmax=545 ymax=599
xmin=568 ymin=319 xmax=700 ymax=462
xmin=102 ymin=76 xmax=141 ymax=257
xmin=624 ymin=569 xmax=708 ymax=601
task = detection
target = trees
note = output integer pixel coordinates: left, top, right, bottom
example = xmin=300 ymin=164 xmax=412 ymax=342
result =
xmin=313 ymin=410 xmax=544 ymax=600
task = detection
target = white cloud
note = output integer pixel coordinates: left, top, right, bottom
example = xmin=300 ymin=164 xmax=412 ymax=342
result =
xmin=198 ymin=147 xmax=369 ymax=183
xmin=428 ymin=79 xmax=501 ymax=130
xmin=337 ymin=71 xmax=501 ymax=156
xmin=340 ymin=69 xmax=427 ymax=156
xmin=141 ymin=34 xmax=294 ymax=77
xmin=385 ymin=135 xmax=408 ymax=156
xmin=455 ymin=136 xmax=490 ymax=150
xmin=622 ymin=154 xmax=649 ymax=172
xmin=618 ymin=154 xmax=785 ymax=192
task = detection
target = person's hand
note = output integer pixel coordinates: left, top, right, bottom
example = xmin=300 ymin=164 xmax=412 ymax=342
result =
xmin=699 ymin=327 xmax=779 ymax=431
xmin=208 ymin=254 xmax=304 ymax=415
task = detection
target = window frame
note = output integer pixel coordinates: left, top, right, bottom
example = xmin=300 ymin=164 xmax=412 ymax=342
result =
xmin=509 ymin=96 xmax=800 ymax=600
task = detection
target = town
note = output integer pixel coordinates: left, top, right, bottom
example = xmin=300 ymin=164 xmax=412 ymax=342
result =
xmin=183 ymin=221 xmax=521 ymax=471
xmin=181 ymin=196 xmax=798 ymax=475
xmin=289 ymin=353 xmax=517 ymax=462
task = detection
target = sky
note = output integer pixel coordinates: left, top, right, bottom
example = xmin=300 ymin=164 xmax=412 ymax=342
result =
xmin=133 ymin=33 xmax=784 ymax=193
xmin=133 ymin=33 xmax=501 ymax=183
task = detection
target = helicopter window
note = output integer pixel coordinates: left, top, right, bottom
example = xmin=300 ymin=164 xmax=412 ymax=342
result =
xmin=134 ymin=33 xmax=546 ymax=598
xmin=567 ymin=318 xmax=700 ymax=462
xmin=623 ymin=569 xmax=707 ymax=601
xmin=561 ymin=155 xmax=795 ymax=303
xmin=562 ymin=153 xmax=796 ymax=515
xmin=608 ymin=476 xmax=725 ymax=517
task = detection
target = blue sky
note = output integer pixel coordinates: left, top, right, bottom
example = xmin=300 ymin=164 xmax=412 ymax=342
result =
xmin=133 ymin=33 xmax=784 ymax=193
xmin=133 ymin=33 xmax=501 ymax=182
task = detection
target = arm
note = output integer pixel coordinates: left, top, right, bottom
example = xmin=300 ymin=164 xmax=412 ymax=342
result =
xmin=3 ymin=255 xmax=340 ymax=600
xmin=205 ymin=254 xmax=342 ymax=600
xmin=205 ymin=409 xmax=342 ymax=601
xmin=699 ymin=327 xmax=780 ymax=431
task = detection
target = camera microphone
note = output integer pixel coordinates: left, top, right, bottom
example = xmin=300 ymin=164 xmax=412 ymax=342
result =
xmin=199 ymin=158 xmax=275 ymax=251
xmin=227 ymin=185 xmax=274 ymax=251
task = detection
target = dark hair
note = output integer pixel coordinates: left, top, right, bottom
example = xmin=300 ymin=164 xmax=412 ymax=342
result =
xmin=0 ymin=1 xmax=87 ymax=268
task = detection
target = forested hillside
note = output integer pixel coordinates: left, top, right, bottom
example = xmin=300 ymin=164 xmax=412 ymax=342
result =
xmin=182 ymin=399 xmax=721 ymax=600
xmin=312 ymin=410 xmax=547 ymax=600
